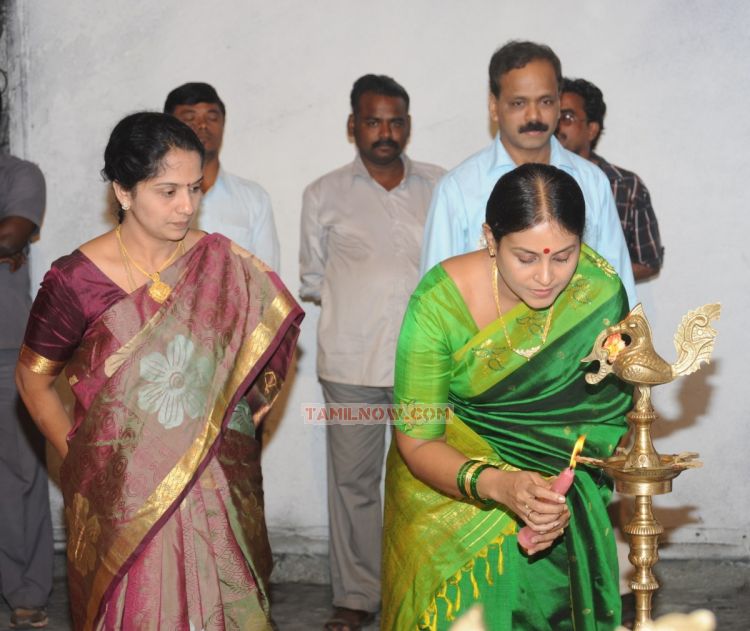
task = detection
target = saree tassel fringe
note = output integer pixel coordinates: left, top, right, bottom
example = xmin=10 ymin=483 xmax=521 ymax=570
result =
xmin=439 ymin=582 xmax=453 ymax=621
xmin=418 ymin=600 xmax=439 ymax=631
xmin=476 ymin=546 xmax=494 ymax=587
xmin=419 ymin=537 xmax=508 ymax=628
xmin=469 ymin=565 xmax=480 ymax=600
xmin=452 ymin=573 xmax=461 ymax=616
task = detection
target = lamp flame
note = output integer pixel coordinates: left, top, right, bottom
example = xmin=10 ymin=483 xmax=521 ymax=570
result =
xmin=569 ymin=435 xmax=587 ymax=469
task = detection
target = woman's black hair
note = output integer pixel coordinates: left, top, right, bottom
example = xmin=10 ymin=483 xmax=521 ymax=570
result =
xmin=102 ymin=112 xmax=205 ymax=222
xmin=485 ymin=163 xmax=585 ymax=241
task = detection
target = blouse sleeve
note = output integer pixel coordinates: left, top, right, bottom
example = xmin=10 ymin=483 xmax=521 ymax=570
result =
xmin=393 ymin=290 xmax=454 ymax=440
xmin=19 ymin=263 xmax=87 ymax=375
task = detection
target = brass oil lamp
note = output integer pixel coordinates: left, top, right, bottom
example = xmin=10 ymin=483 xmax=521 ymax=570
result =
xmin=580 ymin=303 xmax=721 ymax=629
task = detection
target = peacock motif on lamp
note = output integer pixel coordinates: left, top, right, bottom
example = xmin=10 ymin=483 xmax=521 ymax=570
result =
xmin=582 ymin=303 xmax=720 ymax=386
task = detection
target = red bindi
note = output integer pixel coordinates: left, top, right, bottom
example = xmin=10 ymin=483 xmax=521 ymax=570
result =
xmin=543 ymin=248 xmax=550 ymax=254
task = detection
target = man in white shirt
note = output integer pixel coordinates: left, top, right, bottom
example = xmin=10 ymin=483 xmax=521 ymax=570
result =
xmin=165 ymin=83 xmax=280 ymax=270
xmin=299 ymin=74 xmax=444 ymax=631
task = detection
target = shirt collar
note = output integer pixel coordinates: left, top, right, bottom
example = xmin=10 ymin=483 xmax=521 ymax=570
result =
xmin=549 ymin=135 xmax=576 ymax=173
xmin=488 ymin=134 xmax=516 ymax=174
xmin=488 ymin=134 xmax=575 ymax=175
xmin=352 ymin=153 xmax=410 ymax=187
xmin=589 ymin=152 xmax=608 ymax=168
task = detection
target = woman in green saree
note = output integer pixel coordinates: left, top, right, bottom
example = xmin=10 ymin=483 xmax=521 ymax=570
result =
xmin=382 ymin=163 xmax=631 ymax=630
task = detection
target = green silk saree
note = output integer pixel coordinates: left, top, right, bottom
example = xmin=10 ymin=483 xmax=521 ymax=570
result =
xmin=382 ymin=245 xmax=631 ymax=630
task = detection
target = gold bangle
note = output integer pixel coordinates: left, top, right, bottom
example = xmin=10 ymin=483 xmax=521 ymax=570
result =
xmin=461 ymin=461 xmax=485 ymax=498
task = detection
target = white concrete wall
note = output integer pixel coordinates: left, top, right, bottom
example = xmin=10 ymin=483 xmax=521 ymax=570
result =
xmin=9 ymin=0 xmax=750 ymax=559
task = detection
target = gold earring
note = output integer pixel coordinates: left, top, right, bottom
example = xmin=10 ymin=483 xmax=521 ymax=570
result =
xmin=487 ymin=243 xmax=496 ymax=258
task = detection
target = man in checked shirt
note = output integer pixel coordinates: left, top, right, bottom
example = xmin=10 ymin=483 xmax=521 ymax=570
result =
xmin=556 ymin=77 xmax=664 ymax=281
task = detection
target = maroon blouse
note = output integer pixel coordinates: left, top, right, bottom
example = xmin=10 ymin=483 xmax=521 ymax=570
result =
xmin=23 ymin=250 xmax=127 ymax=364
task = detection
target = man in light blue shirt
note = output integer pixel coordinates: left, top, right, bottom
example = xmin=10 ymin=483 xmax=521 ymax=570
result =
xmin=165 ymin=83 xmax=280 ymax=271
xmin=421 ymin=41 xmax=636 ymax=306
xmin=197 ymin=168 xmax=279 ymax=270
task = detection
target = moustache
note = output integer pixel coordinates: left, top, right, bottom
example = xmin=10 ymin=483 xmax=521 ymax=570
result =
xmin=372 ymin=139 xmax=399 ymax=149
xmin=519 ymin=121 xmax=549 ymax=133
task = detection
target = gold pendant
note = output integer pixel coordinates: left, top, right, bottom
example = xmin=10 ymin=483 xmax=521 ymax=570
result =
xmin=148 ymin=279 xmax=172 ymax=303
xmin=512 ymin=345 xmax=541 ymax=361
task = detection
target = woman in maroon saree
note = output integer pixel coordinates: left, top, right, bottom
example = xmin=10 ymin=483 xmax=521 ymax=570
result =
xmin=15 ymin=113 xmax=303 ymax=630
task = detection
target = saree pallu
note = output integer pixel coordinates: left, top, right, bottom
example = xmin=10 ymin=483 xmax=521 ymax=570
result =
xmin=21 ymin=235 xmax=303 ymax=630
xmin=382 ymin=245 xmax=632 ymax=631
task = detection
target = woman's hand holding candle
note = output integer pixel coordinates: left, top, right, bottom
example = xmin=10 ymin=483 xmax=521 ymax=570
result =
xmin=516 ymin=435 xmax=587 ymax=554
xmin=475 ymin=469 xmax=570 ymax=555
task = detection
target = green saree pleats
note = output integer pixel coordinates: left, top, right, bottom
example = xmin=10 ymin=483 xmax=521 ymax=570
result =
xmin=382 ymin=246 xmax=632 ymax=630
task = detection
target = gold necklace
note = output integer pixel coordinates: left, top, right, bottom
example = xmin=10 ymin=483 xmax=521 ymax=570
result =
xmin=115 ymin=225 xmax=185 ymax=303
xmin=491 ymin=260 xmax=554 ymax=361
xmin=117 ymin=239 xmax=138 ymax=292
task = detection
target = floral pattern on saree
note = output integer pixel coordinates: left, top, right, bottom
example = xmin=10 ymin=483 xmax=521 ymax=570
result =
xmin=569 ymin=274 xmax=593 ymax=305
xmin=137 ymin=334 xmax=215 ymax=429
xmin=470 ymin=338 xmax=509 ymax=372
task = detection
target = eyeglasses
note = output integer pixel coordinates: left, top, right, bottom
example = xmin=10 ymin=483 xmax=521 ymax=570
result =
xmin=559 ymin=111 xmax=587 ymax=126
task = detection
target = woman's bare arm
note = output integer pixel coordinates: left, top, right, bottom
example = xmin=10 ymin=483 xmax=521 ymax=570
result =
xmin=15 ymin=363 xmax=72 ymax=459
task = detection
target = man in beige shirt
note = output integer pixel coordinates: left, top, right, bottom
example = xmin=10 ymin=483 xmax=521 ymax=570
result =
xmin=299 ymin=74 xmax=444 ymax=631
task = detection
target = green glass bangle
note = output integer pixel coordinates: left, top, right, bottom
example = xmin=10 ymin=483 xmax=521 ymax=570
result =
xmin=456 ymin=460 xmax=475 ymax=498
xmin=469 ymin=463 xmax=496 ymax=504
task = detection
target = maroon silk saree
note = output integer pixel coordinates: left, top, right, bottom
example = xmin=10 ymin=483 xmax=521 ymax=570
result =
xmin=19 ymin=234 xmax=303 ymax=630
